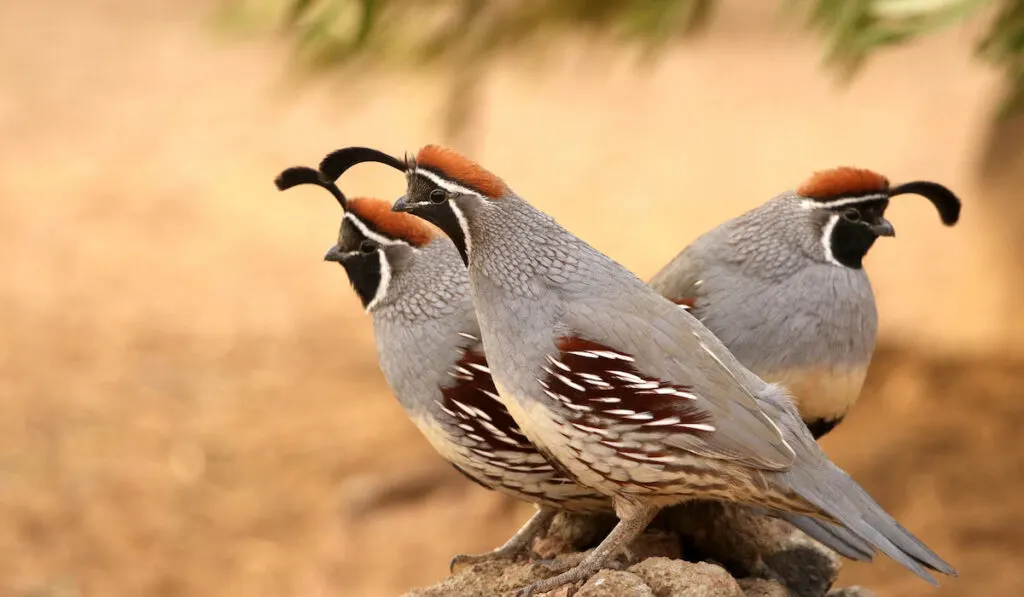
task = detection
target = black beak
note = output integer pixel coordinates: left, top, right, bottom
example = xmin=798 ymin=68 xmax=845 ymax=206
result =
xmin=390 ymin=195 xmax=469 ymax=266
xmin=323 ymin=245 xmax=345 ymax=263
xmin=391 ymin=195 xmax=413 ymax=213
xmin=869 ymin=218 xmax=896 ymax=237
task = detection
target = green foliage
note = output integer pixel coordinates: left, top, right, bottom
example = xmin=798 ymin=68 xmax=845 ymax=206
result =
xmin=225 ymin=0 xmax=1024 ymax=127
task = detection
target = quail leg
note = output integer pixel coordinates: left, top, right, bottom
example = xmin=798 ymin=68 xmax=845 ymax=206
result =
xmin=515 ymin=500 xmax=659 ymax=597
xmin=450 ymin=506 xmax=557 ymax=572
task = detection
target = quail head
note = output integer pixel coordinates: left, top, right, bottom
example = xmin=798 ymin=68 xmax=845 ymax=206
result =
xmin=383 ymin=145 xmax=956 ymax=596
xmin=650 ymin=169 xmax=961 ymax=438
xmin=273 ymin=149 xmax=607 ymax=570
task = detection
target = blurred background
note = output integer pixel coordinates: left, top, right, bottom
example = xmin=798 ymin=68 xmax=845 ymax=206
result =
xmin=2 ymin=0 xmax=1023 ymax=595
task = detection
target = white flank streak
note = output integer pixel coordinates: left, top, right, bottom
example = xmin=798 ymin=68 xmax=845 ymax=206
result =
xmin=469 ymin=405 xmax=492 ymax=421
xmin=668 ymin=390 xmax=697 ymax=400
xmin=626 ymin=412 xmax=655 ymax=421
xmin=482 ymin=390 xmax=503 ymax=402
xmin=565 ymin=403 xmax=591 ymax=412
xmin=593 ymin=397 xmax=621 ymax=403
xmin=454 ymin=366 xmax=473 ymax=377
xmin=537 ymin=378 xmax=549 ymax=389
xmin=468 ymin=434 xmax=486 ymax=442
xmin=479 ymin=420 xmax=508 ymax=438
xmin=600 ymin=440 xmax=629 ymax=449
xmin=543 ymin=389 xmax=570 ymax=404
xmin=568 ymin=350 xmax=599 ymax=358
xmin=693 ymin=279 xmax=704 ymax=287
xmin=642 ymin=454 xmax=677 ymax=463
xmin=457 ymin=332 xmax=478 ymax=341
xmin=646 ymin=416 xmax=681 ymax=426
xmin=578 ymin=372 xmax=602 ymax=381
xmin=593 ymin=350 xmax=634 ymax=361
xmin=458 ymin=424 xmax=475 ymax=433
xmin=471 ymin=448 xmax=494 ymax=458
xmin=554 ymin=373 xmax=586 ymax=392
xmin=364 ymin=250 xmax=391 ymax=313
xmin=447 ymin=200 xmax=473 ymax=257
xmin=435 ymin=400 xmax=458 ymax=418
xmin=588 ymin=380 xmax=613 ymax=389
xmin=820 ymin=213 xmax=843 ymax=267
xmin=571 ymin=423 xmax=608 ymax=436
xmin=682 ymin=423 xmax=716 ymax=432
xmin=653 ymin=387 xmax=679 ymax=395
xmin=452 ymin=400 xmax=478 ymax=418
xmin=628 ymin=382 xmax=659 ymax=390
xmin=610 ymin=370 xmax=644 ymax=383
xmin=468 ymin=363 xmax=490 ymax=374
xmin=546 ymin=355 xmax=571 ymax=372
xmin=605 ymin=409 xmax=636 ymax=416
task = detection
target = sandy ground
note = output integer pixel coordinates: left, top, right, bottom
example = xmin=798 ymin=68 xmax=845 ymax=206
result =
xmin=1 ymin=1 xmax=1022 ymax=596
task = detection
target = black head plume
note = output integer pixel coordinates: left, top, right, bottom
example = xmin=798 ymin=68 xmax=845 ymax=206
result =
xmin=274 ymin=165 xmax=347 ymax=208
xmin=319 ymin=146 xmax=407 ymax=181
xmin=889 ymin=181 xmax=961 ymax=226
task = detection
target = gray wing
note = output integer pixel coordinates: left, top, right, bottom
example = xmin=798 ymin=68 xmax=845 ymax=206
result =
xmin=564 ymin=290 xmax=797 ymax=472
xmin=647 ymin=241 xmax=707 ymax=303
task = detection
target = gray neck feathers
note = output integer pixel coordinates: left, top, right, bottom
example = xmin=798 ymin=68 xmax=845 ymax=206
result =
xmin=370 ymin=237 xmax=478 ymax=417
xmin=371 ymin=238 xmax=472 ymax=323
xmin=716 ymin=194 xmax=831 ymax=280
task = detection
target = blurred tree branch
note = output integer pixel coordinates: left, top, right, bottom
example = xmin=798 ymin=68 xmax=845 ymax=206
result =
xmin=224 ymin=0 xmax=1024 ymax=139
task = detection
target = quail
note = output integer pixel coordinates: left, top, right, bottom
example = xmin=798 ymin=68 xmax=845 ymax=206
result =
xmin=273 ymin=148 xmax=877 ymax=572
xmin=385 ymin=145 xmax=956 ymax=595
xmin=649 ymin=169 xmax=961 ymax=438
xmin=274 ymin=150 xmax=607 ymax=569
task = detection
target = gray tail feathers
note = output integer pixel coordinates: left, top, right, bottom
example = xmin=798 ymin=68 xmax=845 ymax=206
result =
xmin=787 ymin=462 xmax=957 ymax=585
xmin=779 ymin=513 xmax=874 ymax=562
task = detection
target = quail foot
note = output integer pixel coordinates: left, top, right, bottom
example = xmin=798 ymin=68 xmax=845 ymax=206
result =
xmin=386 ymin=145 xmax=956 ymax=596
xmin=650 ymin=169 xmax=960 ymax=438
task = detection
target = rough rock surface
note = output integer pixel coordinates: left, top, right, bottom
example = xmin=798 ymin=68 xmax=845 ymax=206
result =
xmin=405 ymin=504 xmax=874 ymax=597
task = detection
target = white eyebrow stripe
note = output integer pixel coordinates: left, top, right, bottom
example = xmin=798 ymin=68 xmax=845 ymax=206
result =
xmin=343 ymin=213 xmax=404 ymax=247
xmin=413 ymin=168 xmax=485 ymax=198
xmin=799 ymin=193 xmax=889 ymax=210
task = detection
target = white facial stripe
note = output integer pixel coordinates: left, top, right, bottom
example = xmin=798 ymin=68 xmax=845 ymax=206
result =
xmin=799 ymin=193 xmax=888 ymax=210
xmin=821 ymin=213 xmax=842 ymax=267
xmin=365 ymin=250 xmax=391 ymax=313
xmin=343 ymin=213 xmax=403 ymax=247
xmin=447 ymin=200 xmax=472 ymax=256
xmin=413 ymin=168 xmax=485 ymax=199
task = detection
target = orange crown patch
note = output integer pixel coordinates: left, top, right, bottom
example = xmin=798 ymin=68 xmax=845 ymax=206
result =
xmin=347 ymin=197 xmax=443 ymax=247
xmin=797 ymin=167 xmax=890 ymax=201
xmin=415 ymin=145 xmax=508 ymax=199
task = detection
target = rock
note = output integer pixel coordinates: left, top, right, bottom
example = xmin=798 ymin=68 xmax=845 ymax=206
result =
xmin=628 ymin=557 xmax=743 ymax=597
xmin=826 ymin=587 xmax=877 ymax=597
xmin=575 ymin=571 xmax=654 ymax=597
xmin=533 ymin=512 xmax=617 ymax=559
xmin=737 ymin=578 xmax=788 ymax=597
xmin=761 ymin=530 xmax=841 ymax=597
xmin=664 ymin=502 xmax=840 ymax=596
xmin=403 ymin=558 xmax=553 ymax=597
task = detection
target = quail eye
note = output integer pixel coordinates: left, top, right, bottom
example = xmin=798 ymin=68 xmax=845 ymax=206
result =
xmin=359 ymin=240 xmax=377 ymax=254
xmin=842 ymin=208 xmax=862 ymax=223
xmin=429 ymin=188 xmax=447 ymax=204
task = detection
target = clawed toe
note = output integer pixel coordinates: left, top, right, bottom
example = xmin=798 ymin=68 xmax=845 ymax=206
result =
xmin=449 ymin=545 xmax=532 ymax=573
